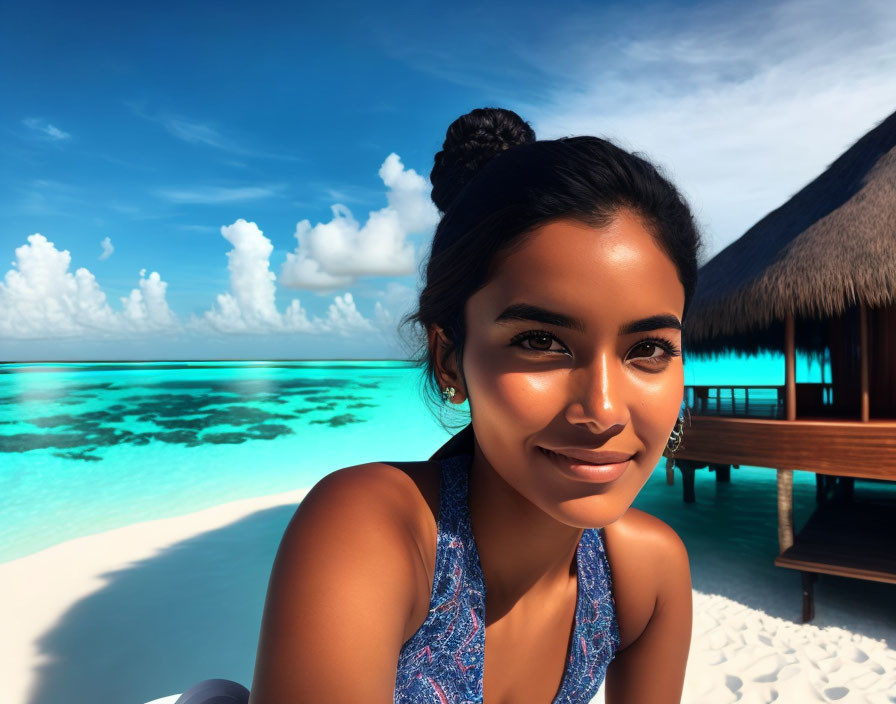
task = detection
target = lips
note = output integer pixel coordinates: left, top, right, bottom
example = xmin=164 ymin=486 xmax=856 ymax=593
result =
xmin=538 ymin=446 xmax=632 ymax=483
xmin=538 ymin=447 xmax=634 ymax=465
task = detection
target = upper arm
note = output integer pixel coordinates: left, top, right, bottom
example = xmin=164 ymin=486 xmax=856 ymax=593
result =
xmin=604 ymin=515 xmax=693 ymax=704
xmin=248 ymin=465 xmax=423 ymax=704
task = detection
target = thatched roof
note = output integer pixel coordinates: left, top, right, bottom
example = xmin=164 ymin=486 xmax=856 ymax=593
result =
xmin=684 ymin=108 xmax=896 ymax=357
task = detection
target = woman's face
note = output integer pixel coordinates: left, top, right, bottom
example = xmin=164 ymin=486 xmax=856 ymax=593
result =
xmin=459 ymin=210 xmax=685 ymax=527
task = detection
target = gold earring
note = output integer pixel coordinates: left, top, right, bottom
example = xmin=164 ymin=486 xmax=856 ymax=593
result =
xmin=441 ymin=386 xmax=456 ymax=402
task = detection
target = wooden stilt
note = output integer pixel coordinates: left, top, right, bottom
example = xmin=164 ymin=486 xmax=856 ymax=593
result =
xmin=801 ymin=572 xmax=817 ymax=623
xmin=860 ymin=302 xmax=869 ymax=422
xmin=835 ymin=477 xmax=855 ymax=503
xmin=777 ymin=468 xmax=794 ymax=552
xmin=680 ymin=464 xmax=696 ymax=503
xmin=665 ymin=456 xmax=675 ymax=485
xmin=712 ymin=464 xmax=731 ymax=483
xmin=785 ymin=312 xmax=796 ymax=422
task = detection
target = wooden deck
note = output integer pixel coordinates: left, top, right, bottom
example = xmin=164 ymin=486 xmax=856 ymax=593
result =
xmin=774 ymin=498 xmax=896 ymax=583
xmin=672 ymin=415 xmax=896 ymax=480
xmin=666 ymin=405 xmax=896 ymax=622
xmin=773 ymin=495 xmax=896 ymax=621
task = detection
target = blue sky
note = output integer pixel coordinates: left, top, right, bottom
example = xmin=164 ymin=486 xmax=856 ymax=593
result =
xmin=2 ymin=0 xmax=895 ymax=361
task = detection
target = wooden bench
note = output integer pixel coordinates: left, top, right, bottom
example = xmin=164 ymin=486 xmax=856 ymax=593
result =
xmin=774 ymin=495 xmax=896 ymax=622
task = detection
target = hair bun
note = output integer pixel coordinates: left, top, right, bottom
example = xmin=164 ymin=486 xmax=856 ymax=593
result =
xmin=430 ymin=107 xmax=536 ymax=213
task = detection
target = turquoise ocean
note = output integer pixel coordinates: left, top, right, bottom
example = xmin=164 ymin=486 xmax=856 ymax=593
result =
xmin=1 ymin=354 xmax=829 ymax=564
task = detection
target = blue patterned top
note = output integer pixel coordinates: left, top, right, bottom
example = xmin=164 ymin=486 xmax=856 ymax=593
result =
xmin=394 ymin=453 xmax=621 ymax=703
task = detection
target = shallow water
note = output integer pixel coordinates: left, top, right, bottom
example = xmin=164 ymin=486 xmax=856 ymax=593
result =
xmin=0 ymin=361 xmax=454 ymax=562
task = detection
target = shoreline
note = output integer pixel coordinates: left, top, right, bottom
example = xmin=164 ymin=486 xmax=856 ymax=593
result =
xmin=2 ymin=489 xmax=894 ymax=704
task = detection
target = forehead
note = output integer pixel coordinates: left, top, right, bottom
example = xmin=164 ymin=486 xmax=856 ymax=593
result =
xmin=473 ymin=211 xmax=685 ymax=325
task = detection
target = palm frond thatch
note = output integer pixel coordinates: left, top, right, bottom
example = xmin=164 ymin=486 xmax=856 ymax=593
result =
xmin=684 ymin=109 xmax=896 ymax=357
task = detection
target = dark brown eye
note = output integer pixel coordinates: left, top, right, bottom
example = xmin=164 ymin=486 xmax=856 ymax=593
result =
xmin=528 ymin=333 xmax=553 ymax=350
xmin=509 ymin=330 xmax=569 ymax=354
xmin=631 ymin=342 xmax=661 ymax=359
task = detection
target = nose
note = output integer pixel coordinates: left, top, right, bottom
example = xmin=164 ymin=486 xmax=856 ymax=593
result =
xmin=564 ymin=350 xmax=631 ymax=433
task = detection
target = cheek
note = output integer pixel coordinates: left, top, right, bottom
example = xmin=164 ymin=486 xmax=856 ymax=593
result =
xmin=630 ymin=369 xmax=684 ymax=451
xmin=470 ymin=362 xmax=563 ymax=424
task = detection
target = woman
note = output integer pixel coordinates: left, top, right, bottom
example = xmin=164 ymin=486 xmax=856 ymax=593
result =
xmin=249 ymin=108 xmax=700 ymax=703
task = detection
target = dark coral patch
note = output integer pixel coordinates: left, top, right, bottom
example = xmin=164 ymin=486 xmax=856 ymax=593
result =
xmin=202 ymin=432 xmax=248 ymax=445
xmin=309 ymin=413 xmax=364 ymax=428
xmin=0 ymin=432 xmax=87 ymax=452
xmin=151 ymin=406 xmax=293 ymax=430
xmin=245 ymin=423 xmax=293 ymax=440
xmin=4 ymin=372 xmax=382 ymax=455
xmin=150 ymin=430 xmax=203 ymax=446
xmin=52 ymin=449 xmax=103 ymax=462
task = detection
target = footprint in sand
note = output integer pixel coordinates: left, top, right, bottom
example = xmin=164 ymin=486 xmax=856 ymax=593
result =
xmin=822 ymin=685 xmax=848 ymax=700
xmin=843 ymin=643 xmax=869 ymax=663
xmin=746 ymin=653 xmax=791 ymax=683
xmin=725 ymin=674 xmax=743 ymax=695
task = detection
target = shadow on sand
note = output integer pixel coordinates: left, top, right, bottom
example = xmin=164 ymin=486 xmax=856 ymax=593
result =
xmin=28 ymin=504 xmax=296 ymax=704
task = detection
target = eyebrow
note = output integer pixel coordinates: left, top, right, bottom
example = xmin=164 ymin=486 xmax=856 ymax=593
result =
xmin=494 ymin=303 xmax=681 ymax=335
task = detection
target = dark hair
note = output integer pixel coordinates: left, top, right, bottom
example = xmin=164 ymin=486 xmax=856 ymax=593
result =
xmin=401 ymin=107 xmax=702 ymax=430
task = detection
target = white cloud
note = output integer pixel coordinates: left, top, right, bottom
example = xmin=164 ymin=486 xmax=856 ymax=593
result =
xmin=0 ymin=234 xmax=176 ymax=339
xmin=158 ymin=185 xmax=284 ymax=204
xmin=23 ymin=118 xmax=70 ymax=141
xmin=99 ymin=236 xmax=114 ymax=261
xmin=320 ymin=292 xmax=377 ymax=336
xmin=120 ymin=269 xmax=178 ymax=330
xmin=280 ymin=153 xmax=439 ymax=290
xmin=202 ymin=219 xmax=295 ymax=334
xmin=126 ymin=104 xmax=302 ymax=162
xmin=372 ymin=281 xmax=417 ymax=330
xmin=163 ymin=117 xmax=228 ymax=149
xmin=516 ymin=0 xmax=896 ymax=257
xmin=199 ymin=218 xmax=375 ymax=336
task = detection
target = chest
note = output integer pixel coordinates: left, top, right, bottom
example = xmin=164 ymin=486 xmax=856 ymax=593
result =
xmin=482 ymin=585 xmax=579 ymax=704
xmin=394 ymin=457 xmax=619 ymax=703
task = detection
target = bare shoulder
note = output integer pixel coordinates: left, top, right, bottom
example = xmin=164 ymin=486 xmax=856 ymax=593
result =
xmin=275 ymin=460 xmax=440 ymax=617
xmin=604 ymin=507 xmax=688 ymax=556
xmin=302 ymin=460 xmax=437 ymax=523
xmin=602 ymin=508 xmax=691 ymax=650
xmin=249 ymin=461 xmax=439 ymax=703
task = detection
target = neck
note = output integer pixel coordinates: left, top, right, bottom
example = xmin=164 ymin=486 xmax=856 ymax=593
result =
xmin=466 ymin=439 xmax=583 ymax=623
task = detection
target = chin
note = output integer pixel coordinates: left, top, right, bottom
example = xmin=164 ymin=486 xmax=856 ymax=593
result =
xmin=538 ymin=465 xmax=650 ymax=528
xmin=536 ymin=488 xmax=637 ymax=529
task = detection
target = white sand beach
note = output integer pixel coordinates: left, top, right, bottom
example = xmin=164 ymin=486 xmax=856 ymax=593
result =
xmin=2 ymin=490 xmax=894 ymax=704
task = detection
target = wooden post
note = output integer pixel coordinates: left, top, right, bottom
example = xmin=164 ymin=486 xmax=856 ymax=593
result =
xmin=777 ymin=468 xmax=794 ymax=552
xmin=665 ymin=456 xmax=675 ymax=485
xmin=801 ymin=572 xmax=817 ymax=623
xmin=785 ymin=311 xmax=796 ymax=421
xmin=679 ymin=462 xmax=696 ymax=503
xmin=712 ymin=464 xmax=731 ymax=483
xmin=780 ymin=314 xmax=796 ymax=553
xmin=859 ymin=302 xmax=869 ymax=422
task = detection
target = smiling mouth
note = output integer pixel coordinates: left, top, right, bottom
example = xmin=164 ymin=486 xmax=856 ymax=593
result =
xmin=536 ymin=446 xmax=633 ymax=483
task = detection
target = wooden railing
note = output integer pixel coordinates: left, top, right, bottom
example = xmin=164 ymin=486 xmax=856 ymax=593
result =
xmin=686 ymin=383 xmax=835 ymax=419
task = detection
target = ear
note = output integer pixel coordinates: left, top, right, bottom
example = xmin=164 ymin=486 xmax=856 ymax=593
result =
xmin=427 ymin=325 xmax=467 ymax=404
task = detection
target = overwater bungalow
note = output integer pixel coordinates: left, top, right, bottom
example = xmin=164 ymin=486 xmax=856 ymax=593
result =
xmin=668 ymin=108 xmax=896 ymax=621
